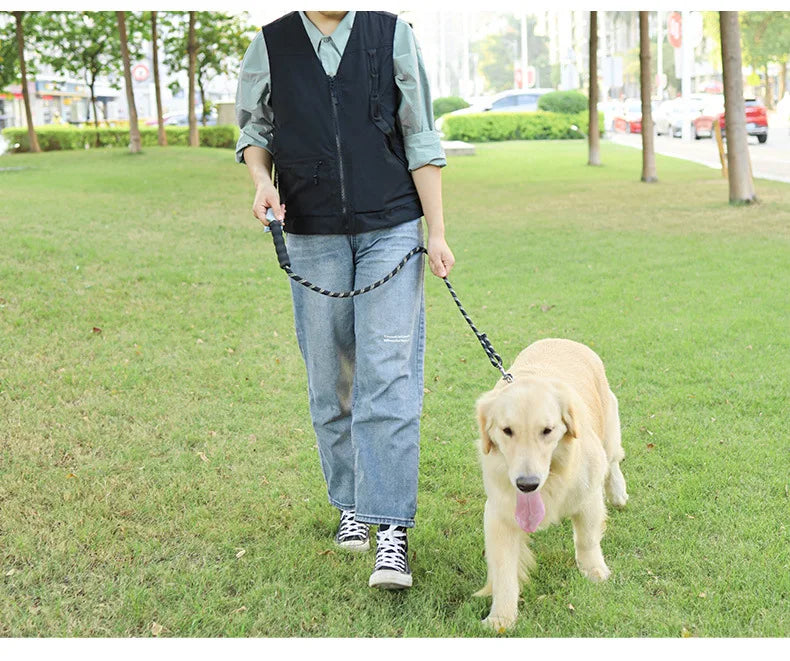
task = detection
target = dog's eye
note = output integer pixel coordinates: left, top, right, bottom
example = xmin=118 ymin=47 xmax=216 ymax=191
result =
xmin=502 ymin=427 xmax=513 ymax=437
xmin=542 ymin=427 xmax=554 ymax=436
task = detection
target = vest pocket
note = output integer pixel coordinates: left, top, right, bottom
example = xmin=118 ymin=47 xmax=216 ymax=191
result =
xmin=276 ymin=158 xmax=340 ymax=216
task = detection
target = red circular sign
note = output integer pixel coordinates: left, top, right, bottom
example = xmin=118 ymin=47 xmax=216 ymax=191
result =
xmin=668 ymin=12 xmax=682 ymax=48
xmin=132 ymin=63 xmax=149 ymax=82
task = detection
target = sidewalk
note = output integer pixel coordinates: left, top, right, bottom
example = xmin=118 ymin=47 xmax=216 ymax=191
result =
xmin=608 ymin=111 xmax=790 ymax=184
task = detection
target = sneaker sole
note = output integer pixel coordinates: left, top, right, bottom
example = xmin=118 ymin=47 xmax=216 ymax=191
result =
xmin=335 ymin=539 xmax=370 ymax=552
xmin=368 ymin=569 xmax=412 ymax=590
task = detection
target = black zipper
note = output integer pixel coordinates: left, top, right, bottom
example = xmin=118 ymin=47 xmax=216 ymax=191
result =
xmin=328 ymin=76 xmax=350 ymax=231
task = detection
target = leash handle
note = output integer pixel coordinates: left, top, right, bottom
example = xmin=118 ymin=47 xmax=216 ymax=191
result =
xmin=266 ymin=209 xmax=291 ymax=269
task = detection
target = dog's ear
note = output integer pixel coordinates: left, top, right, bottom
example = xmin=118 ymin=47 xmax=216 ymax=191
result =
xmin=553 ymin=381 xmax=579 ymax=440
xmin=476 ymin=390 xmax=498 ymax=454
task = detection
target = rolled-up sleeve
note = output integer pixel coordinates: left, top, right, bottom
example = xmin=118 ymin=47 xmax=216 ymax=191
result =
xmin=235 ymin=31 xmax=274 ymax=164
xmin=393 ymin=19 xmax=446 ymax=171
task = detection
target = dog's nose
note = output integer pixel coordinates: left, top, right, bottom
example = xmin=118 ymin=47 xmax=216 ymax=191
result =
xmin=516 ymin=476 xmax=540 ymax=493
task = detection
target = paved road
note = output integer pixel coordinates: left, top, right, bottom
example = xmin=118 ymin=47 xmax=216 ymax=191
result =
xmin=609 ymin=118 xmax=790 ymax=183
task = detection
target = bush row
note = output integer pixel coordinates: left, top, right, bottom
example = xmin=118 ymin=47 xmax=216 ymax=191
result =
xmin=433 ymin=95 xmax=470 ymax=119
xmin=1 ymin=124 xmax=240 ymax=152
xmin=441 ymin=110 xmax=604 ymax=142
xmin=537 ymin=90 xmax=588 ymax=114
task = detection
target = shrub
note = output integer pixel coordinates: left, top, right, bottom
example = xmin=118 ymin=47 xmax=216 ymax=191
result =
xmin=433 ymin=96 xmax=470 ymax=119
xmin=1 ymin=124 xmax=240 ymax=152
xmin=441 ymin=110 xmax=604 ymax=143
xmin=537 ymin=90 xmax=588 ymax=114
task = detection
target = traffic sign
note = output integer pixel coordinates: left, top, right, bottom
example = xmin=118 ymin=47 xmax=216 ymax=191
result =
xmin=668 ymin=12 xmax=682 ymax=48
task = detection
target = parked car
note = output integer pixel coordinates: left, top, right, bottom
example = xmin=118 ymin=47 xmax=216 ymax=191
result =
xmin=669 ymin=95 xmax=707 ymax=138
xmin=716 ymin=98 xmax=769 ymax=144
xmin=691 ymin=95 xmax=726 ymax=138
xmin=145 ymin=111 xmax=217 ymax=127
xmin=435 ymin=88 xmax=554 ymax=131
xmin=597 ymin=100 xmax=622 ymax=132
xmin=613 ymin=99 xmax=643 ymax=134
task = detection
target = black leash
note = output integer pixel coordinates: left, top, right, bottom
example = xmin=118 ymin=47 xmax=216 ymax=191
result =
xmin=267 ymin=219 xmax=512 ymax=382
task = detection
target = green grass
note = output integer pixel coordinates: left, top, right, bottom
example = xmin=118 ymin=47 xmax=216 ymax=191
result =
xmin=1 ymin=142 xmax=788 ymax=637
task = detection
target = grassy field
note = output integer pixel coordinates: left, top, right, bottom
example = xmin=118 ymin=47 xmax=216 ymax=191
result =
xmin=1 ymin=141 xmax=788 ymax=638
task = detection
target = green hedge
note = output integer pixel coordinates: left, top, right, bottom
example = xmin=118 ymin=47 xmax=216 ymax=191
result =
xmin=441 ymin=110 xmax=604 ymax=142
xmin=433 ymin=96 xmax=470 ymax=119
xmin=537 ymin=90 xmax=588 ymax=114
xmin=1 ymin=124 xmax=240 ymax=152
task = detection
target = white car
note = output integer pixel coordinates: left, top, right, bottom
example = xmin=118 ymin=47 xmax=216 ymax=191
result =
xmin=436 ymin=88 xmax=556 ymax=131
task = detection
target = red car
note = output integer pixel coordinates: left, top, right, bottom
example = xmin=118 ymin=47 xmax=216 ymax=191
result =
xmin=613 ymin=100 xmax=643 ymax=134
xmin=698 ymin=98 xmax=768 ymax=144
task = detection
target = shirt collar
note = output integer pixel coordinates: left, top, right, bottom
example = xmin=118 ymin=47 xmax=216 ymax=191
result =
xmin=298 ymin=11 xmax=356 ymax=55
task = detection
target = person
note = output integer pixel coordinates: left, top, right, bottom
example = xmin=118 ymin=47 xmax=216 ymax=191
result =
xmin=235 ymin=10 xmax=454 ymax=590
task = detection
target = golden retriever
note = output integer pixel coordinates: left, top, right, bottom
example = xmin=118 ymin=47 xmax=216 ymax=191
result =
xmin=473 ymin=338 xmax=628 ymax=631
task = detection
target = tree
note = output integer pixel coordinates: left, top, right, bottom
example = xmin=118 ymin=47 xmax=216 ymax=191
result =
xmin=12 ymin=11 xmax=40 ymax=152
xmin=720 ymin=11 xmax=756 ymax=204
xmin=639 ymin=12 xmax=657 ymax=182
xmin=739 ymin=12 xmax=790 ymax=106
xmin=187 ymin=11 xmax=198 ymax=146
xmin=163 ymin=11 xmax=251 ymax=126
xmin=588 ymin=11 xmax=600 ymax=166
xmin=36 ymin=11 xmax=139 ymax=141
xmin=150 ymin=11 xmax=166 ymax=146
xmin=116 ymin=11 xmax=141 ymax=153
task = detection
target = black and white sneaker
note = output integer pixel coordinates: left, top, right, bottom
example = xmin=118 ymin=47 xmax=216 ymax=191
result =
xmin=368 ymin=525 xmax=412 ymax=590
xmin=334 ymin=509 xmax=370 ymax=552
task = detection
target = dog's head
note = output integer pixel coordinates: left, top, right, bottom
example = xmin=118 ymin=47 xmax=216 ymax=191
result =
xmin=476 ymin=378 xmax=580 ymax=492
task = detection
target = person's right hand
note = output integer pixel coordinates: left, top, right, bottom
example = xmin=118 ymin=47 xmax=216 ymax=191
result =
xmin=252 ymin=181 xmax=285 ymax=227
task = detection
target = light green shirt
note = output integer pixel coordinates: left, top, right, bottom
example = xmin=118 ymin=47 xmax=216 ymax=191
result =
xmin=235 ymin=11 xmax=446 ymax=171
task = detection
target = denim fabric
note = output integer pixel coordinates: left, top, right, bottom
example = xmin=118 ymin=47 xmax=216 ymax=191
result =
xmin=287 ymin=219 xmax=425 ymax=527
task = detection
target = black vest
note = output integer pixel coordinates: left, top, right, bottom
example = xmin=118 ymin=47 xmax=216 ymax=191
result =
xmin=263 ymin=11 xmax=423 ymax=235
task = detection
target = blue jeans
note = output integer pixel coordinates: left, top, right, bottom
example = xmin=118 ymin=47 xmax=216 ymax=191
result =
xmin=287 ymin=219 xmax=426 ymax=528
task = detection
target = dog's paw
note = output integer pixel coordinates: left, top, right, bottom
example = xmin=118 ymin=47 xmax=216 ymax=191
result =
xmin=482 ymin=612 xmax=517 ymax=633
xmin=608 ymin=489 xmax=629 ymax=509
xmin=579 ymin=563 xmax=611 ymax=583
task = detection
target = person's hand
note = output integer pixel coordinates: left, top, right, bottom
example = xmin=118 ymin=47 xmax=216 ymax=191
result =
xmin=427 ymin=234 xmax=455 ymax=278
xmin=252 ymin=181 xmax=285 ymax=226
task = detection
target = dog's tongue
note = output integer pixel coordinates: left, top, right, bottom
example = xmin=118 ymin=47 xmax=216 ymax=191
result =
xmin=515 ymin=491 xmax=545 ymax=533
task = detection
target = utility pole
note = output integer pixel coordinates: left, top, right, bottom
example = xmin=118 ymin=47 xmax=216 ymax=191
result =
xmin=681 ymin=10 xmax=692 ymax=141
xmin=521 ymin=13 xmax=529 ymax=88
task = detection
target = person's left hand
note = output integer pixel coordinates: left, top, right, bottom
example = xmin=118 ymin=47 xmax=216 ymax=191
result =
xmin=427 ymin=235 xmax=455 ymax=278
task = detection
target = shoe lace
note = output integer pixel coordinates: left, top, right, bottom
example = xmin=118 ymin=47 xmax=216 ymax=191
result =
xmin=375 ymin=526 xmax=408 ymax=572
xmin=338 ymin=510 xmax=368 ymax=540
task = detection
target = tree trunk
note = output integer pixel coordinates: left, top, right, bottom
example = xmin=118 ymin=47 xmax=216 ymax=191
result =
xmin=151 ymin=11 xmax=167 ymax=146
xmin=88 ymin=79 xmax=100 ymax=147
xmin=588 ymin=11 xmax=601 ymax=166
xmin=187 ymin=11 xmax=199 ymax=147
xmin=198 ymin=78 xmax=207 ymax=126
xmin=779 ymin=61 xmax=787 ymax=100
xmin=117 ymin=11 xmax=141 ymax=153
xmin=639 ymin=12 xmax=657 ymax=182
xmin=13 ymin=12 xmax=40 ymax=153
xmin=764 ymin=64 xmax=772 ymax=109
xmin=720 ymin=11 xmax=756 ymax=204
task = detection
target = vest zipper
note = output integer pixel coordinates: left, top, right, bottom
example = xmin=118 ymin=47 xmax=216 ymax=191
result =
xmin=328 ymin=76 xmax=350 ymax=232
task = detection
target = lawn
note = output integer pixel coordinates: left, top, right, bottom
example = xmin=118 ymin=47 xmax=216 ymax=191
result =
xmin=1 ymin=141 xmax=788 ymax=637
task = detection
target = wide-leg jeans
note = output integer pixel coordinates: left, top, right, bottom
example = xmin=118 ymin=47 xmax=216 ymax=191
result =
xmin=287 ymin=219 xmax=425 ymax=528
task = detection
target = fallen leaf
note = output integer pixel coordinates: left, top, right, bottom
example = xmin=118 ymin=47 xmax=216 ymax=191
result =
xmin=197 ymin=452 xmax=209 ymax=463
xmin=66 ymin=473 xmax=77 ymax=479
xmin=568 ymin=603 xmax=575 ymax=613
xmin=92 ymin=327 xmax=102 ymax=334
xmin=646 ymin=443 xmax=655 ymax=450
xmin=698 ymin=592 xmax=706 ymax=598
xmin=196 ymin=338 xmax=204 ymax=344
xmin=232 ymin=606 xmax=247 ymax=614
xmin=5 ymin=568 xmax=15 ymax=577
xmin=235 ymin=548 xmax=246 ymax=558
xmin=151 ymin=622 xmax=165 ymax=637
xmin=540 ymin=304 xmax=555 ymax=313
xmin=681 ymin=627 xmax=692 ymax=638
xmin=318 ymin=550 xmax=335 ymax=556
